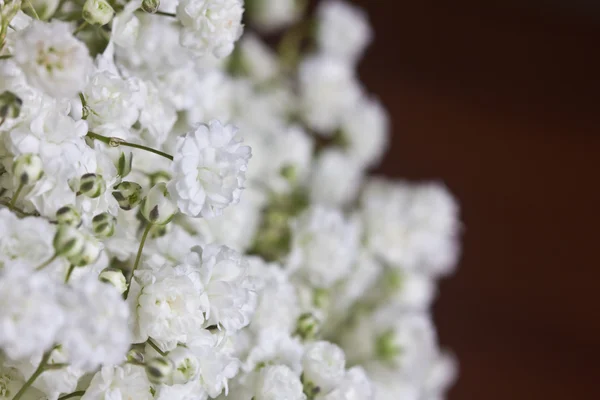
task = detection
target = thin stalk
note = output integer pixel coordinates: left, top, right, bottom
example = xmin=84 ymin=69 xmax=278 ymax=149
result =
xmin=123 ymin=223 xmax=152 ymax=299
xmin=154 ymin=11 xmax=177 ymax=18
xmin=35 ymin=254 xmax=58 ymax=271
xmin=73 ymin=21 xmax=88 ymax=35
xmin=25 ymin=0 xmax=40 ymax=20
xmin=65 ymin=264 xmax=76 ymax=283
xmin=11 ymin=349 xmax=53 ymax=400
xmin=147 ymin=338 xmax=168 ymax=357
xmin=9 ymin=183 xmax=24 ymax=209
xmin=57 ymin=391 xmax=86 ymax=400
xmin=87 ymin=132 xmax=173 ymax=161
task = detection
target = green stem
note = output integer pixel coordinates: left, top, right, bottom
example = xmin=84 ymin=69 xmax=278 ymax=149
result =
xmin=65 ymin=264 xmax=76 ymax=283
xmin=147 ymin=338 xmax=168 ymax=357
xmin=35 ymin=253 xmax=58 ymax=271
xmin=123 ymin=223 xmax=152 ymax=299
xmin=11 ymin=349 xmax=53 ymax=400
xmin=87 ymin=132 xmax=173 ymax=161
xmin=154 ymin=11 xmax=177 ymax=18
xmin=9 ymin=183 xmax=24 ymax=209
xmin=0 ymin=54 xmax=12 ymax=60
xmin=25 ymin=0 xmax=40 ymax=20
xmin=73 ymin=21 xmax=88 ymax=35
xmin=58 ymin=391 xmax=86 ymax=400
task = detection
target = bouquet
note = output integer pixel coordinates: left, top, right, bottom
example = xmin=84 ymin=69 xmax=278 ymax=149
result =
xmin=0 ymin=1 xmax=461 ymax=399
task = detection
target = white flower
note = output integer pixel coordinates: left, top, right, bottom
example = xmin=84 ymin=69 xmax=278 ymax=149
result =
xmin=58 ymin=278 xmax=131 ymax=371
xmin=179 ymin=244 xmax=256 ymax=332
xmin=0 ymin=268 xmax=65 ymax=360
xmin=421 ymin=351 xmax=457 ymax=400
xmin=176 ymin=0 xmax=245 ymax=58
xmin=168 ymin=120 xmax=251 ymax=219
xmin=139 ymin=80 xmax=177 ymax=148
xmin=288 ymin=206 xmax=360 ymax=289
xmin=129 ymin=264 xmax=206 ymax=349
xmin=248 ymin=258 xmax=300 ymax=334
xmin=298 ymin=55 xmax=362 ymax=135
xmin=247 ymin=0 xmax=300 ymax=32
xmin=302 ymin=341 xmax=346 ymax=393
xmin=0 ymin=209 xmax=58 ymax=271
xmin=154 ymin=380 xmax=208 ymax=400
xmin=82 ymin=68 xmax=144 ymax=129
xmin=340 ymin=96 xmax=389 ymax=167
xmin=318 ymin=367 xmax=373 ymax=400
xmin=238 ymin=34 xmax=280 ymax=83
xmin=146 ymin=225 xmax=201 ymax=270
xmin=245 ymin=329 xmax=304 ymax=374
xmin=361 ymin=179 xmax=461 ymax=276
xmin=309 ymin=149 xmax=364 ymax=207
xmin=13 ymin=20 xmax=92 ymax=98
xmin=81 ymin=364 xmax=153 ymax=400
xmin=316 ymin=0 xmax=373 ymax=63
xmin=255 ymin=365 xmax=305 ymax=400
xmin=111 ymin=0 xmax=142 ymax=48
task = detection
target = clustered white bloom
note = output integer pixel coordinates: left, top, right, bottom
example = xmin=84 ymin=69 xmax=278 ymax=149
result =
xmin=0 ymin=1 xmax=461 ymax=400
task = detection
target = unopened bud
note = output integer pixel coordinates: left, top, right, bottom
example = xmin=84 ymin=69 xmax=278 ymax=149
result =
xmin=53 ymin=225 xmax=85 ymax=258
xmin=69 ymin=239 xmax=102 ymax=266
xmin=92 ymin=212 xmax=116 ymax=237
xmin=295 ymin=313 xmax=321 ymax=340
xmin=12 ymin=153 xmax=43 ymax=186
xmin=78 ymin=173 xmax=106 ymax=198
xmin=141 ymin=183 xmax=177 ymax=225
xmin=127 ymin=348 xmax=145 ymax=364
xmin=82 ymin=0 xmax=114 ymax=26
xmin=141 ymin=0 xmax=160 ymax=14
xmin=99 ymin=267 xmax=127 ymax=294
xmin=0 ymin=91 xmax=22 ymax=120
xmin=145 ymin=357 xmax=173 ymax=384
xmin=56 ymin=205 xmax=82 ymax=227
xmin=116 ymin=151 xmax=133 ymax=178
xmin=112 ymin=181 xmax=142 ymax=210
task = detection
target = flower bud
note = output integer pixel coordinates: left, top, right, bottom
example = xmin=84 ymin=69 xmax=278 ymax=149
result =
xmin=99 ymin=267 xmax=127 ymax=294
xmin=127 ymin=348 xmax=145 ymax=364
xmin=53 ymin=225 xmax=85 ymax=258
xmin=375 ymin=330 xmax=401 ymax=363
xmin=69 ymin=239 xmax=102 ymax=267
xmin=145 ymin=357 xmax=173 ymax=384
xmin=116 ymin=151 xmax=133 ymax=178
xmin=141 ymin=0 xmax=160 ymax=14
xmin=12 ymin=153 xmax=43 ymax=186
xmin=92 ymin=212 xmax=116 ymax=237
xmin=112 ymin=181 xmax=143 ymax=210
xmin=82 ymin=0 xmax=114 ymax=26
xmin=0 ymin=91 xmax=22 ymax=120
xmin=295 ymin=313 xmax=321 ymax=340
xmin=56 ymin=205 xmax=82 ymax=227
xmin=141 ymin=183 xmax=177 ymax=225
xmin=78 ymin=173 xmax=106 ymax=198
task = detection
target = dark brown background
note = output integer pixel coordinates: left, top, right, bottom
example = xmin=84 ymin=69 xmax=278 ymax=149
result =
xmin=347 ymin=1 xmax=600 ymax=398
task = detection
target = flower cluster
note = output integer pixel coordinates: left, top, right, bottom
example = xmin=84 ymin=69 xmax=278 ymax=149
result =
xmin=0 ymin=1 xmax=461 ymax=400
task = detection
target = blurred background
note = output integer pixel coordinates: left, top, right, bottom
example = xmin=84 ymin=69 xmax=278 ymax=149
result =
xmin=345 ymin=1 xmax=600 ymax=398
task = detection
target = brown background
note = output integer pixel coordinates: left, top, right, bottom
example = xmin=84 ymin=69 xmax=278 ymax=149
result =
xmin=346 ymin=1 xmax=600 ymax=398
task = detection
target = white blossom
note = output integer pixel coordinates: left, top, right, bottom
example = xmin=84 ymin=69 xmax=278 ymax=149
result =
xmin=168 ymin=120 xmax=251 ymax=218
xmin=302 ymin=341 xmax=346 ymax=393
xmin=81 ymin=364 xmax=153 ymax=400
xmin=176 ymin=0 xmax=245 ymax=58
xmin=13 ymin=20 xmax=92 ymax=98
xmin=309 ymin=149 xmax=363 ymax=207
xmin=255 ymin=365 xmax=305 ymax=400
xmin=247 ymin=0 xmax=300 ymax=32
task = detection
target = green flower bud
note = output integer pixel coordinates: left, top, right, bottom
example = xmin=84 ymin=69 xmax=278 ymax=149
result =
xmin=145 ymin=357 xmax=173 ymax=384
xmin=56 ymin=205 xmax=82 ymax=227
xmin=116 ymin=151 xmax=133 ymax=178
xmin=141 ymin=0 xmax=160 ymax=14
xmin=141 ymin=183 xmax=177 ymax=225
xmin=127 ymin=348 xmax=145 ymax=364
xmin=12 ymin=153 xmax=43 ymax=186
xmin=82 ymin=0 xmax=114 ymax=26
xmin=99 ymin=267 xmax=127 ymax=294
xmin=53 ymin=225 xmax=86 ymax=258
xmin=69 ymin=239 xmax=102 ymax=267
xmin=0 ymin=91 xmax=23 ymax=120
xmin=112 ymin=181 xmax=143 ymax=210
xmin=78 ymin=173 xmax=106 ymax=198
xmin=295 ymin=313 xmax=321 ymax=340
xmin=92 ymin=212 xmax=116 ymax=238
xmin=375 ymin=330 xmax=401 ymax=364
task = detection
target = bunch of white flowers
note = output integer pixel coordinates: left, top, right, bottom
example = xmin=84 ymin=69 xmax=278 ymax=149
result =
xmin=0 ymin=1 xmax=461 ymax=399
